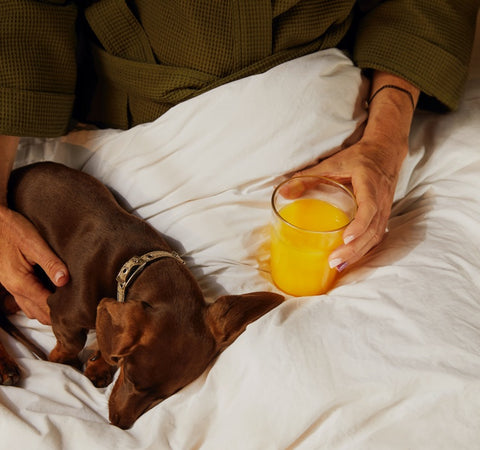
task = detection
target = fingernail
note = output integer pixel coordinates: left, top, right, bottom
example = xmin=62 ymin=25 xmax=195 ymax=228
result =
xmin=329 ymin=258 xmax=343 ymax=269
xmin=344 ymin=235 xmax=355 ymax=245
xmin=54 ymin=271 xmax=66 ymax=284
xmin=336 ymin=262 xmax=348 ymax=273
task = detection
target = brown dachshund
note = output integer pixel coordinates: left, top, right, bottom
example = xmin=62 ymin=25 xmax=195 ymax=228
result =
xmin=0 ymin=162 xmax=283 ymax=429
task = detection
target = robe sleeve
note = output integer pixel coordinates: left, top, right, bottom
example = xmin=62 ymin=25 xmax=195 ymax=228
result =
xmin=0 ymin=0 xmax=78 ymax=137
xmin=353 ymin=0 xmax=480 ymax=110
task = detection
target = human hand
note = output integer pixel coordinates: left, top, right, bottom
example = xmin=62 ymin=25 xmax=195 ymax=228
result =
xmin=291 ymin=133 xmax=407 ymax=271
xmin=0 ymin=205 xmax=69 ymax=325
xmin=290 ymin=71 xmax=419 ymax=272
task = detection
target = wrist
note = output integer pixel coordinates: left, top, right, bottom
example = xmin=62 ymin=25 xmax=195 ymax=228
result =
xmin=367 ymin=85 xmax=415 ymax=112
xmin=364 ymin=71 xmax=420 ymax=143
xmin=362 ymin=114 xmax=410 ymax=149
xmin=364 ymin=91 xmax=418 ymax=148
xmin=362 ymin=115 xmax=410 ymax=156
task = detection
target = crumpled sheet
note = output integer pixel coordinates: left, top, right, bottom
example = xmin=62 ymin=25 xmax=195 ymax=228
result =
xmin=2 ymin=45 xmax=480 ymax=449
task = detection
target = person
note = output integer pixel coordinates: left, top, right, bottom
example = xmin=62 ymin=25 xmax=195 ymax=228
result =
xmin=1 ymin=0 xmax=478 ymax=324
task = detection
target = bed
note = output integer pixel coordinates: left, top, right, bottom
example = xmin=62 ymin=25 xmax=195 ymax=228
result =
xmin=2 ymin=14 xmax=480 ymax=449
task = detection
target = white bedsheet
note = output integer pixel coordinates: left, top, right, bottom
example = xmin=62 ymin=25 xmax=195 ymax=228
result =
xmin=2 ymin=40 xmax=480 ymax=449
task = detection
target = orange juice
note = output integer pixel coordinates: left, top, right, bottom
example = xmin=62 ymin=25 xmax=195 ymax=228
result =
xmin=271 ymin=198 xmax=350 ymax=296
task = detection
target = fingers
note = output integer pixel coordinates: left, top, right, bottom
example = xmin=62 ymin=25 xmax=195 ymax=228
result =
xmin=15 ymin=294 xmax=51 ymax=326
xmin=29 ymin=241 xmax=69 ymax=288
xmin=295 ymin=153 xmax=350 ymax=184
xmin=280 ymin=155 xmax=353 ymax=200
xmin=13 ymin=212 xmax=69 ymax=290
xmin=328 ymin=172 xmax=393 ymax=269
xmin=5 ymin=270 xmax=52 ymax=325
xmin=329 ymin=211 xmax=389 ymax=270
xmin=340 ymin=172 xmax=380 ymax=244
xmin=5 ymin=281 xmax=52 ymax=326
xmin=289 ymin=145 xmax=398 ymax=270
xmin=0 ymin=207 xmax=67 ymax=324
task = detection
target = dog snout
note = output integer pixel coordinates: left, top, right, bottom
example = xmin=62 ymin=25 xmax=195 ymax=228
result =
xmin=109 ymin=397 xmax=164 ymax=429
xmin=108 ymin=371 xmax=157 ymax=429
xmin=109 ymin=411 xmax=136 ymax=430
xmin=110 ymin=412 xmax=122 ymax=428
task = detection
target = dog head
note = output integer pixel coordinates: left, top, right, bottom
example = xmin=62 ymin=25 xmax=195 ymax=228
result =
xmin=96 ymin=270 xmax=283 ymax=429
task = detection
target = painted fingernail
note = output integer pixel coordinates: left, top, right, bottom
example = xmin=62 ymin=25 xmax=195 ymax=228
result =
xmin=344 ymin=235 xmax=355 ymax=245
xmin=329 ymin=258 xmax=343 ymax=269
xmin=336 ymin=262 xmax=348 ymax=273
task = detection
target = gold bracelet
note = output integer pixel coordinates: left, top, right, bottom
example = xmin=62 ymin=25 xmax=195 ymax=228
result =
xmin=366 ymin=84 xmax=415 ymax=111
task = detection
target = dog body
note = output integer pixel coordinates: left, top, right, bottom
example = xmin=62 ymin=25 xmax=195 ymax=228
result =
xmin=1 ymin=162 xmax=282 ymax=428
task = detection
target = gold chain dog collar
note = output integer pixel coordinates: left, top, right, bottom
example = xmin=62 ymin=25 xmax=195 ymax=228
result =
xmin=116 ymin=250 xmax=185 ymax=303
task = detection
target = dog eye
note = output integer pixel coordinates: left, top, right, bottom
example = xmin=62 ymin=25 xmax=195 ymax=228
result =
xmin=141 ymin=301 xmax=153 ymax=310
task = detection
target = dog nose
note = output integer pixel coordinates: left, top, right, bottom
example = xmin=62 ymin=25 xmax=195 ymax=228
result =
xmin=110 ymin=412 xmax=120 ymax=427
xmin=110 ymin=412 xmax=134 ymax=430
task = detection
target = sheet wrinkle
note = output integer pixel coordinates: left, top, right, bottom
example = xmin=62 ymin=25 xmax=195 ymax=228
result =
xmin=7 ymin=50 xmax=480 ymax=449
xmin=286 ymin=402 xmax=346 ymax=449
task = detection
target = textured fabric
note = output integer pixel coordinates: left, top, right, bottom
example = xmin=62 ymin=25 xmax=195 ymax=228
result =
xmin=0 ymin=0 xmax=478 ymax=137
xmin=83 ymin=0 xmax=353 ymax=129
xmin=0 ymin=0 xmax=77 ymax=136
xmin=354 ymin=0 xmax=480 ymax=111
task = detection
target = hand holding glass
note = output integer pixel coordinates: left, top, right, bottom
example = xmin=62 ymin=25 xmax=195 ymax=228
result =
xmin=270 ymin=176 xmax=356 ymax=296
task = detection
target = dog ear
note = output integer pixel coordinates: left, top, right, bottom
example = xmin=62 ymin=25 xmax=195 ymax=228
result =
xmin=205 ymin=292 xmax=283 ymax=350
xmin=96 ymin=298 xmax=146 ymax=365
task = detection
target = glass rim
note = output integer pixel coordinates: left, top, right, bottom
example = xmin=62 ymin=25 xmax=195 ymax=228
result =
xmin=271 ymin=175 xmax=357 ymax=234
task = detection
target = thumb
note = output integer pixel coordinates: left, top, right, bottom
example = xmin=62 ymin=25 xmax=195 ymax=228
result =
xmin=297 ymin=157 xmax=341 ymax=179
xmin=27 ymin=244 xmax=69 ymax=288
xmin=281 ymin=158 xmax=343 ymax=199
xmin=41 ymin=256 xmax=69 ymax=288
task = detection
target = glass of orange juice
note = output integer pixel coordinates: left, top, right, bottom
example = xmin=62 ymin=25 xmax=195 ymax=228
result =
xmin=270 ymin=176 xmax=356 ymax=296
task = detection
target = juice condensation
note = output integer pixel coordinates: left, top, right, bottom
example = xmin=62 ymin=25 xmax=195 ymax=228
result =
xmin=270 ymin=198 xmax=350 ymax=296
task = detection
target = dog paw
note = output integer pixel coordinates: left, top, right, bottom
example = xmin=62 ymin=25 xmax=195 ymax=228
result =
xmin=84 ymin=351 xmax=116 ymax=388
xmin=0 ymin=357 xmax=21 ymax=386
xmin=49 ymin=346 xmax=83 ymax=371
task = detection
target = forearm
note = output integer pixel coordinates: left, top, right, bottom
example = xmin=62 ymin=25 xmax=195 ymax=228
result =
xmin=361 ymin=71 xmax=420 ymax=177
xmin=0 ymin=135 xmax=19 ymax=206
xmin=366 ymin=71 xmax=419 ymax=141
